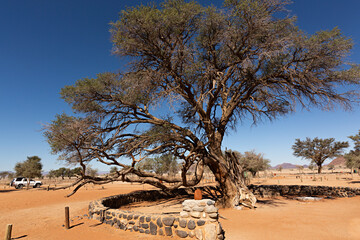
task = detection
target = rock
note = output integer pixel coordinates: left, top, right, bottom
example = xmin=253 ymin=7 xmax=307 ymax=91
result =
xmin=133 ymin=226 xmax=139 ymax=231
xmin=188 ymin=220 xmax=196 ymax=230
xmin=197 ymin=220 xmax=206 ymax=226
xmin=157 ymin=217 xmax=163 ymax=227
xmin=140 ymin=216 xmax=145 ymax=223
xmin=204 ymin=206 xmax=218 ymax=213
xmin=150 ymin=221 xmax=157 ymax=235
xmin=163 ymin=216 xmax=175 ymax=226
xmin=127 ymin=214 xmax=133 ymax=220
xmin=145 ymin=229 xmax=150 ymax=234
xmin=208 ymin=213 xmax=218 ymax=219
xmin=204 ymin=223 xmax=217 ymax=240
xmin=165 ymin=226 xmax=173 ymax=236
xmin=146 ymin=216 xmax=151 ymax=222
xmin=122 ymin=214 xmax=127 ymax=219
xmin=134 ymin=215 xmax=139 ymax=220
xmin=207 ymin=200 xmax=215 ymax=205
xmin=190 ymin=211 xmax=201 ymax=218
xmin=141 ymin=223 xmax=149 ymax=229
xmin=158 ymin=228 xmax=164 ymax=236
xmin=180 ymin=211 xmax=189 ymax=218
xmin=193 ymin=206 xmax=204 ymax=212
xmin=183 ymin=200 xmax=196 ymax=208
xmin=179 ymin=219 xmax=187 ymax=228
xmin=183 ymin=206 xmax=192 ymax=212
xmin=195 ymin=229 xmax=203 ymax=240
xmin=176 ymin=230 xmax=188 ymax=238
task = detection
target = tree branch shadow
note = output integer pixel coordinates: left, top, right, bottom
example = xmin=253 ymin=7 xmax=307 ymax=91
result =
xmin=11 ymin=235 xmax=28 ymax=239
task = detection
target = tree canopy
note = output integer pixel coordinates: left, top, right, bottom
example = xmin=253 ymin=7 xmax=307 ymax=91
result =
xmin=14 ymin=156 xmax=43 ymax=178
xmin=44 ymin=0 xmax=360 ymax=207
xmin=345 ymin=130 xmax=360 ymax=170
xmin=292 ymin=137 xmax=349 ymax=173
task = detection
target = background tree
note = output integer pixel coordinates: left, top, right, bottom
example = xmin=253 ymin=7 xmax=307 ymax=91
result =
xmin=44 ymin=0 xmax=360 ymax=208
xmin=292 ymin=138 xmax=348 ymax=173
xmin=137 ymin=154 xmax=180 ymax=177
xmin=228 ymin=150 xmax=270 ymax=177
xmin=110 ymin=166 xmax=118 ymax=174
xmin=345 ymin=130 xmax=360 ymax=171
xmin=14 ymin=156 xmax=43 ymax=178
xmin=0 ymin=171 xmax=11 ymax=179
xmin=47 ymin=170 xmax=57 ymax=179
xmin=86 ymin=166 xmax=98 ymax=178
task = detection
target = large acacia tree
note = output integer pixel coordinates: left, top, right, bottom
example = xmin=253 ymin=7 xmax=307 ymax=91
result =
xmin=292 ymin=138 xmax=349 ymax=173
xmin=44 ymin=0 xmax=360 ymax=208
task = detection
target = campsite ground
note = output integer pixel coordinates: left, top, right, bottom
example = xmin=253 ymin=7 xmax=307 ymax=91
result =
xmin=1 ymin=172 xmax=360 ymax=240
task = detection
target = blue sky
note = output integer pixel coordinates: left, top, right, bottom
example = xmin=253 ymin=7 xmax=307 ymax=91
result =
xmin=0 ymin=0 xmax=359 ymax=172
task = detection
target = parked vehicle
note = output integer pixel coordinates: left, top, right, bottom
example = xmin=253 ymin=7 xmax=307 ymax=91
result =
xmin=10 ymin=177 xmax=42 ymax=189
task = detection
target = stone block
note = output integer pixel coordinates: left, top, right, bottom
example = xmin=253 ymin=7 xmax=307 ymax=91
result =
xmin=141 ymin=223 xmax=149 ymax=229
xmin=188 ymin=220 xmax=196 ymax=230
xmin=190 ymin=211 xmax=201 ymax=218
xmin=180 ymin=211 xmax=189 ymax=218
xmin=165 ymin=226 xmax=173 ymax=236
xmin=150 ymin=221 xmax=157 ymax=235
xmin=197 ymin=220 xmax=205 ymax=226
xmin=176 ymin=230 xmax=188 ymax=238
xmin=204 ymin=206 xmax=217 ymax=214
xmin=179 ymin=219 xmax=187 ymax=228
xmin=156 ymin=217 xmax=163 ymax=227
xmin=204 ymin=223 xmax=217 ymax=240
xmin=163 ymin=216 xmax=175 ymax=226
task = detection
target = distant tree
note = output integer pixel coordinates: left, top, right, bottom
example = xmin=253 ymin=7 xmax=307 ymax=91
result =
xmin=277 ymin=166 xmax=283 ymax=172
xmin=296 ymin=165 xmax=304 ymax=173
xmin=47 ymin=170 xmax=57 ymax=179
xmin=109 ymin=166 xmax=119 ymax=174
xmin=328 ymin=164 xmax=335 ymax=173
xmin=224 ymin=150 xmax=270 ymax=180
xmin=345 ymin=130 xmax=360 ymax=170
xmin=137 ymin=154 xmax=180 ymax=177
xmin=86 ymin=166 xmax=98 ymax=178
xmin=44 ymin=0 xmax=360 ymax=208
xmin=14 ymin=156 xmax=43 ymax=178
xmin=238 ymin=150 xmax=270 ymax=177
xmin=71 ymin=167 xmax=83 ymax=178
xmin=0 ymin=171 xmax=10 ymax=179
xmin=292 ymin=138 xmax=348 ymax=173
xmin=55 ymin=167 xmax=68 ymax=180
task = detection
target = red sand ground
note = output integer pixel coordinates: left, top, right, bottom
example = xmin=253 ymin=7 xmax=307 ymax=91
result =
xmin=1 ymin=174 xmax=360 ymax=240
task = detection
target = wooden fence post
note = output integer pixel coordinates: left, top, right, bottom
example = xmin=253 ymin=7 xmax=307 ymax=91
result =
xmin=65 ymin=207 xmax=70 ymax=229
xmin=4 ymin=224 xmax=12 ymax=240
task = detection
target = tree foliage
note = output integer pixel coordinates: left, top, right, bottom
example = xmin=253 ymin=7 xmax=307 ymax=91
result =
xmin=226 ymin=150 xmax=270 ymax=177
xmin=345 ymin=130 xmax=360 ymax=169
xmin=292 ymin=138 xmax=348 ymax=173
xmin=44 ymin=0 xmax=359 ymax=207
xmin=14 ymin=156 xmax=43 ymax=178
xmin=137 ymin=154 xmax=180 ymax=176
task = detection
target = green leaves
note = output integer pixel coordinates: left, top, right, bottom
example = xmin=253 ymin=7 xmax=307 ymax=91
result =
xmin=292 ymin=137 xmax=349 ymax=173
xmin=15 ymin=156 xmax=42 ymax=178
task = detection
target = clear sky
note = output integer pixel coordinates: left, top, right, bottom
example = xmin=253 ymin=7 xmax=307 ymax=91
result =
xmin=0 ymin=0 xmax=359 ymax=172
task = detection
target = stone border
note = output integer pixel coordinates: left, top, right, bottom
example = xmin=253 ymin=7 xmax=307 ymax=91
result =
xmin=88 ymin=188 xmax=224 ymax=240
xmin=249 ymin=184 xmax=360 ymax=198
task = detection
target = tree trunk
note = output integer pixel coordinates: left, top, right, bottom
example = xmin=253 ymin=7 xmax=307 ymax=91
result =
xmin=317 ymin=165 xmax=322 ymax=174
xmin=208 ymin=151 xmax=257 ymax=209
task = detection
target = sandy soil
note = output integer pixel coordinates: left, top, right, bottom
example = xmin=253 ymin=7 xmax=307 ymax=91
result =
xmin=1 ymin=174 xmax=360 ymax=240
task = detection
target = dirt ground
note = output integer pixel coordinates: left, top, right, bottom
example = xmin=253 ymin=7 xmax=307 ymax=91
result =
xmin=1 ymin=173 xmax=360 ymax=240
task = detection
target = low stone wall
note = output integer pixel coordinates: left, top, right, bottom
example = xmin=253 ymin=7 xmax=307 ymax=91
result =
xmin=88 ymin=189 xmax=224 ymax=240
xmin=249 ymin=184 xmax=360 ymax=198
